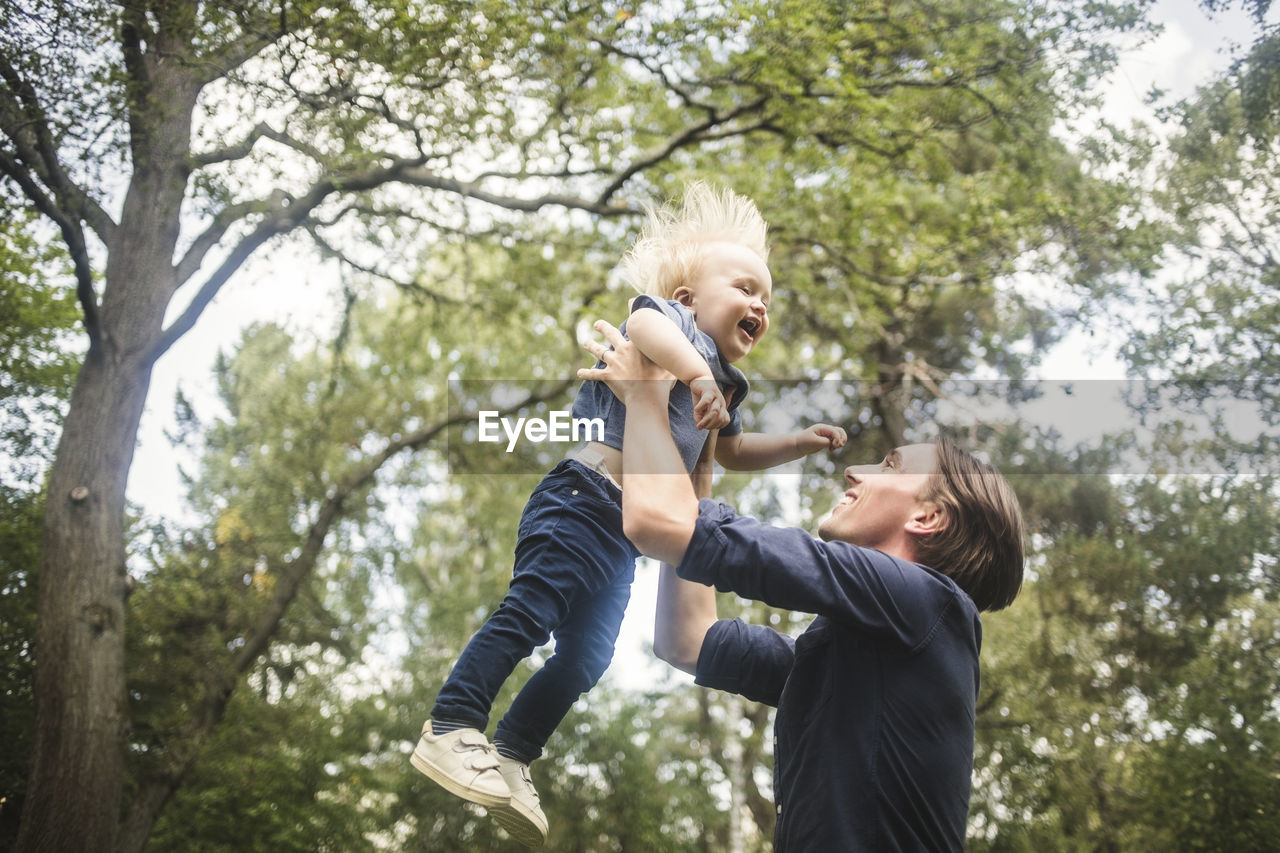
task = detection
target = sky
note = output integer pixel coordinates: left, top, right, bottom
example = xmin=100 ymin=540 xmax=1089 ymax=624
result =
xmin=124 ymin=0 xmax=1265 ymax=691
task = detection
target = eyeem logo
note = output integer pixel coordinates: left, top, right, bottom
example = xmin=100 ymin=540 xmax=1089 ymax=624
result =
xmin=477 ymin=410 xmax=605 ymax=452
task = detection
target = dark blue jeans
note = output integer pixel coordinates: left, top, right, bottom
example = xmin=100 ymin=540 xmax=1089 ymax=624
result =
xmin=431 ymin=460 xmax=639 ymax=764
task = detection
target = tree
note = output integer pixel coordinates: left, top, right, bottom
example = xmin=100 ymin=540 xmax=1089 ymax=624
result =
xmin=0 ymin=204 xmax=80 ymax=849
xmin=1199 ymin=0 xmax=1280 ymax=131
xmin=967 ymin=431 xmax=1280 ymax=851
xmin=1 ymin=0 xmax=1159 ymax=848
xmin=0 ymin=3 xmax=767 ymax=847
xmin=1123 ymin=72 xmax=1279 ymax=457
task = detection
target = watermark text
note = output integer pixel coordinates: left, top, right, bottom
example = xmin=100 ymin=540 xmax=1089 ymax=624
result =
xmin=477 ymin=410 xmax=605 ymax=452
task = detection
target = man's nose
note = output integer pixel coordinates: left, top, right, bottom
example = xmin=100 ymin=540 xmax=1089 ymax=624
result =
xmin=845 ymin=464 xmax=877 ymax=483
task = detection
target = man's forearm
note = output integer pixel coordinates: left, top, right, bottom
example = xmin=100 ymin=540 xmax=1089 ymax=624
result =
xmin=654 ymin=561 xmax=717 ymax=674
xmin=577 ymin=317 xmax=715 ymax=672
xmin=619 ymin=382 xmax=699 ymax=566
xmin=652 ymin=432 xmax=720 ymax=675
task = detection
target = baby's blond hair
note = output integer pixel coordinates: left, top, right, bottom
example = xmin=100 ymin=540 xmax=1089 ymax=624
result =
xmin=620 ymin=181 xmax=769 ymax=299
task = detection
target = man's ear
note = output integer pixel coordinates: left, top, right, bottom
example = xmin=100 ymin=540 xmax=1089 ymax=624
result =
xmin=905 ymin=502 xmax=946 ymax=537
xmin=672 ymin=286 xmax=695 ymax=307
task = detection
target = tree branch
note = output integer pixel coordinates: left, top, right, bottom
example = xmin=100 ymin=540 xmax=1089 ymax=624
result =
xmin=396 ymin=165 xmax=633 ymax=214
xmin=303 ymin=226 xmax=466 ymax=305
xmin=598 ymin=101 xmax=774 ymax=204
xmin=173 ymin=190 xmax=289 ymax=285
xmin=191 ymin=120 xmax=328 ymax=167
xmin=0 ymin=149 xmax=102 ymax=348
xmin=230 ymin=374 xmax=576 ymax=678
xmin=193 ymin=14 xmax=291 ymax=87
xmin=0 ymin=55 xmax=119 ymax=241
xmin=160 ymin=147 xmax=634 ymax=360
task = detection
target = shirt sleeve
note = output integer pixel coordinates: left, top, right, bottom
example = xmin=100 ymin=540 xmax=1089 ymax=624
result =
xmin=677 ymin=499 xmax=965 ymax=652
xmin=629 ymin=294 xmax=698 ymax=338
xmin=694 ymin=617 xmax=794 ymax=707
xmin=629 ymin=295 xmax=749 ymax=437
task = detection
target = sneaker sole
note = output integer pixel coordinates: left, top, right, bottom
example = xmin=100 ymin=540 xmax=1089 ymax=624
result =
xmin=410 ymin=746 xmax=511 ymax=810
xmin=490 ymin=800 xmax=548 ymax=849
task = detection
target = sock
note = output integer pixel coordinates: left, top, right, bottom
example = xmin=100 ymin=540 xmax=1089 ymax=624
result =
xmin=430 ymin=719 xmax=469 ymax=737
xmin=493 ymin=738 xmax=531 ymax=764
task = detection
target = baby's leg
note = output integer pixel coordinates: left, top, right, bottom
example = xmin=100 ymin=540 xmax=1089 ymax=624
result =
xmin=431 ymin=462 xmax=628 ymax=731
xmin=495 ymin=565 xmax=634 ymax=764
xmin=429 ymin=573 xmax=562 ymax=731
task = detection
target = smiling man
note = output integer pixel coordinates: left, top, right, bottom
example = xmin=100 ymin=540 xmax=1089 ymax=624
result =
xmin=578 ymin=321 xmax=1025 ymax=852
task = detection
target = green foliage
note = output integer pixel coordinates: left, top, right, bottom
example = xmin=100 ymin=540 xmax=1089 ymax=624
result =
xmin=970 ymin=433 xmax=1280 ymax=851
xmin=9 ymin=0 xmax=1254 ymax=849
xmin=1124 ymin=73 xmax=1280 ymax=453
xmin=143 ymin=685 xmax=389 ymax=853
xmin=0 ymin=488 xmax=42 ymax=848
xmin=0 ymin=203 xmax=79 ymax=848
xmin=0 ymin=207 xmax=80 ymax=492
xmin=614 ymin=0 xmax=1164 ymax=450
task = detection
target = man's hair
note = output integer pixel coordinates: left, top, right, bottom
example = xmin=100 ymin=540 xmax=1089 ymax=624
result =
xmin=913 ymin=436 xmax=1025 ymax=612
xmin=619 ymin=181 xmax=769 ymax=299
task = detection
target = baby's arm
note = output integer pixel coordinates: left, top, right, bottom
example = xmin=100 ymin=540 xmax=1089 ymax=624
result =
xmin=715 ymin=423 xmax=847 ymax=471
xmin=625 ymin=307 xmax=729 ymax=430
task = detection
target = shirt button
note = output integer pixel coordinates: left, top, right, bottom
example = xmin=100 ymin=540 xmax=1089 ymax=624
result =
xmin=572 ymin=490 xmax=578 ymax=495
xmin=776 ymin=803 xmax=782 ymax=815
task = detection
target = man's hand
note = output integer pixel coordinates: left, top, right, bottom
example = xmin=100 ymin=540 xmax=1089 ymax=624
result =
xmin=689 ymin=377 xmax=730 ymax=430
xmin=578 ymin=319 xmax=675 ymax=405
xmin=794 ymin=423 xmax=849 ymax=455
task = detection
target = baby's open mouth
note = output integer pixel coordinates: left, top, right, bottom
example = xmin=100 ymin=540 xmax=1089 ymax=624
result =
xmin=739 ymin=317 xmax=760 ymax=338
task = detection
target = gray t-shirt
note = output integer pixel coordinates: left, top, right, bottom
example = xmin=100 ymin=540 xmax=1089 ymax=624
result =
xmin=571 ymin=295 xmax=749 ymax=472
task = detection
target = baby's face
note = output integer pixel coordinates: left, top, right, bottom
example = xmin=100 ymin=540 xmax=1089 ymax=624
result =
xmin=681 ymin=241 xmax=772 ymax=363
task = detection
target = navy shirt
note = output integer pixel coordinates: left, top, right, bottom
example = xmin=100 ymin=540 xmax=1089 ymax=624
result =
xmin=571 ymin=296 xmax=749 ymax=471
xmin=681 ymin=499 xmax=982 ymax=852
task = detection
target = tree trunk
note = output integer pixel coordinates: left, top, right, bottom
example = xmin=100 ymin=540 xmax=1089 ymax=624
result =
xmin=725 ymin=694 xmax=746 ymax=853
xmin=16 ymin=89 xmax=192 ymax=849
xmin=16 ymin=349 xmax=152 ymax=853
xmin=871 ymin=337 xmax=909 ymax=449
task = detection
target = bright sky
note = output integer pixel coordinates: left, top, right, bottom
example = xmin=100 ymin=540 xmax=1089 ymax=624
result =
xmin=125 ymin=0 xmax=1263 ymax=692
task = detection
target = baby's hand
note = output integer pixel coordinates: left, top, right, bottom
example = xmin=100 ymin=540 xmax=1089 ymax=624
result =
xmin=795 ymin=423 xmax=848 ymax=455
xmin=689 ymin=377 xmax=730 ymax=430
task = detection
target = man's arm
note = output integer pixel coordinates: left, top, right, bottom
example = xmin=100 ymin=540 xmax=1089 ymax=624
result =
xmin=653 ymin=433 xmax=720 ymax=675
xmin=578 ymin=319 xmax=700 ymax=565
xmin=579 ymin=318 xmax=717 ymax=673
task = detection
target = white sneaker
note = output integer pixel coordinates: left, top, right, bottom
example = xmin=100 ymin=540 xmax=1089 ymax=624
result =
xmin=490 ymin=756 xmax=549 ymax=848
xmin=410 ymin=724 xmax=510 ymax=809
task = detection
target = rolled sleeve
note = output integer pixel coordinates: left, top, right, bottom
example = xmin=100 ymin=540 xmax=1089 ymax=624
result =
xmin=695 ymin=618 xmax=794 ymax=707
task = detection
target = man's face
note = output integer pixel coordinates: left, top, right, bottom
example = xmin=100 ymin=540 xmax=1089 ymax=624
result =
xmin=817 ymin=443 xmax=939 ymax=550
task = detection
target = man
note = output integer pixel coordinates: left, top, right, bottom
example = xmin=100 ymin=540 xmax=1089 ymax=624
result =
xmin=578 ymin=320 xmax=1025 ymax=852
